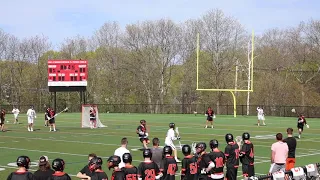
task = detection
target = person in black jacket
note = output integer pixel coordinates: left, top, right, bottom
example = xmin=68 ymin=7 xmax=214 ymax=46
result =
xmin=34 ymin=155 xmax=54 ymax=180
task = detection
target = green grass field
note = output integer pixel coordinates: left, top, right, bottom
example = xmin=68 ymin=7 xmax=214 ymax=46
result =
xmin=0 ymin=113 xmax=319 ymax=180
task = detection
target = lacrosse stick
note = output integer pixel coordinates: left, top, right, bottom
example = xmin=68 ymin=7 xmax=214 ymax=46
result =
xmin=48 ymin=107 xmax=68 ymax=120
xmin=236 ymin=136 xmax=243 ymax=148
xmin=175 ymin=127 xmax=182 ymax=149
xmin=191 ymin=142 xmax=197 ymax=155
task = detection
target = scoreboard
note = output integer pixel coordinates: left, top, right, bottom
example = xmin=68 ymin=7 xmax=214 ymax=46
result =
xmin=48 ymin=60 xmax=88 ymax=91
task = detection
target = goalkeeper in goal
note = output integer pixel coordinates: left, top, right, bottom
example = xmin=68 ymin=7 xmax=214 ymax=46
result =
xmin=89 ymin=106 xmax=97 ymax=129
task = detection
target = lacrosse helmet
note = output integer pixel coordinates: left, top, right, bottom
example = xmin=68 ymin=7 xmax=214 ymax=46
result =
xmin=16 ymin=156 xmax=31 ymax=169
xmin=140 ymin=120 xmax=146 ymax=125
xmin=142 ymin=149 xmax=152 ymax=158
xmin=169 ymin=123 xmax=175 ymax=129
xmin=52 ymin=158 xmax=65 ymax=171
xmin=242 ymin=132 xmax=250 ymax=140
xmin=122 ymin=153 xmax=132 ymax=164
xmin=163 ymin=146 xmax=173 ymax=155
xmin=225 ymin=133 xmax=234 ymax=143
xmin=107 ymin=155 xmax=121 ymax=170
xmin=209 ymin=139 xmax=219 ymax=149
xmin=88 ymin=157 xmax=103 ymax=171
xmin=195 ymin=142 xmax=207 ymax=154
xmin=182 ymin=144 xmax=191 ymax=156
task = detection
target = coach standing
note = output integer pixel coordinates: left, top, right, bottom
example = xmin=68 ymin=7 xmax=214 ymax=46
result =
xmin=283 ymin=128 xmax=297 ymax=171
xmin=269 ymin=133 xmax=289 ymax=173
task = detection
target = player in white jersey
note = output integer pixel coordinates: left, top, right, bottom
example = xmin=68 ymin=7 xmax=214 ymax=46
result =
xmin=257 ymin=107 xmax=266 ymax=126
xmin=12 ymin=107 xmax=20 ymax=124
xmin=165 ymin=123 xmax=181 ymax=162
xmin=26 ymin=106 xmax=37 ymax=132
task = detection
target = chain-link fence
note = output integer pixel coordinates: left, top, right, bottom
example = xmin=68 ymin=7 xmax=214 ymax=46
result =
xmin=1 ymin=104 xmax=319 ymax=118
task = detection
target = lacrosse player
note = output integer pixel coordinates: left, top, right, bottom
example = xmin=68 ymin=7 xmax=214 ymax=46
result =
xmin=205 ymin=107 xmax=215 ymax=128
xmin=89 ymin=106 xmax=97 ymax=129
xmin=12 ymin=107 xmax=20 ymax=124
xmin=138 ymin=149 xmax=162 ymax=180
xmin=7 ymin=156 xmax=35 ymax=180
xmin=297 ymin=113 xmax=309 ymax=139
xmin=48 ymin=108 xmax=56 ymax=132
xmin=256 ymin=107 xmax=266 ymax=126
xmin=44 ymin=107 xmax=50 ymax=127
xmin=26 ymin=106 xmax=36 ymax=132
xmin=136 ymin=120 xmax=150 ymax=149
xmin=121 ymin=153 xmax=139 ymax=180
xmin=0 ymin=109 xmax=6 ymax=132
xmin=108 ymin=155 xmax=126 ymax=180
xmin=160 ymin=146 xmax=178 ymax=180
xmin=239 ymin=132 xmax=255 ymax=179
xmin=205 ymin=139 xmax=225 ymax=180
xmin=194 ymin=142 xmax=210 ymax=180
xmin=181 ymin=144 xmax=198 ymax=180
xmin=224 ymin=133 xmax=240 ymax=180
xmin=165 ymin=123 xmax=181 ymax=162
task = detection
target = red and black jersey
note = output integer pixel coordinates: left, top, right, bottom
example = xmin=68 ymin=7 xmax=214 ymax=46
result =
xmin=138 ymin=161 xmax=160 ymax=180
xmin=181 ymin=155 xmax=198 ymax=180
xmin=297 ymin=116 xmax=307 ymax=126
xmin=160 ymin=156 xmax=178 ymax=180
xmin=208 ymin=150 xmax=225 ymax=175
xmin=111 ymin=169 xmax=125 ymax=180
xmin=240 ymin=141 xmax=254 ymax=165
xmin=122 ymin=165 xmax=138 ymax=180
xmin=196 ymin=152 xmax=211 ymax=177
xmin=224 ymin=142 xmax=240 ymax=168
xmin=1 ymin=109 xmax=5 ymax=119
xmin=91 ymin=169 xmax=108 ymax=180
xmin=49 ymin=109 xmax=56 ymax=119
xmin=7 ymin=171 xmax=34 ymax=180
xmin=136 ymin=125 xmax=147 ymax=138
xmin=205 ymin=110 xmax=214 ymax=117
xmin=48 ymin=171 xmax=72 ymax=180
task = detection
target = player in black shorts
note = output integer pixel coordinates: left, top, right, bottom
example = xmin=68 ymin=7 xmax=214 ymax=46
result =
xmin=48 ymin=108 xmax=57 ymax=132
xmin=239 ymin=133 xmax=255 ymax=179
xmin=195 ymin=142 xmax=211 ymax=180
xmin=205 ymin=107 xmax=215 ymax=128
xmin=160 ymin=146 xmax=178 ymax=180
xmin=7 ymin=156 xmax=35 ymax=180
xmin=45 ymin=107 xmax=50 ymax=127
xmin=49 ymin=158 xmax=72 ymax=180
xmin=181 ymin=145 xmax=198 ymax=180
xmin=121 ymin=153 xmax=138 ymax=180
xmin=205 ymin=139 xmax=225 ymax=180
xmin=90 ymin=106 xmax=97 ymax=129
xmin=136 ymin=120 xmax=150 ymax=149
xmin=138 ymin=149 xmax=161 ymax=180
xmin=224 ymin=133 xmax=240 ymax=180
xmin=108 ymin=155 xmax=125 ymax=180
xmin=297 ymin=113 xmax=309 ymax=139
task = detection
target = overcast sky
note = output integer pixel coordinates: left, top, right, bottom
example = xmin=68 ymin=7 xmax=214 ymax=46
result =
xmin=1 ymin=0 xmax=319 ymax=48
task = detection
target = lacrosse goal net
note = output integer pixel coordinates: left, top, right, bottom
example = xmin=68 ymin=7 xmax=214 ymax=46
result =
xmin=81 ymin=104 xmax=107 ymax=128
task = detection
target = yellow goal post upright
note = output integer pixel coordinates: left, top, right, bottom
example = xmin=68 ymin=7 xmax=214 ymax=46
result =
xmin=196 ymin=30 xmax=255 ymax=117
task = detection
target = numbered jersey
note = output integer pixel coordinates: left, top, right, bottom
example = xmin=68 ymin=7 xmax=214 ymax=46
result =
xmin=240 ymin=141 xmax=254 ymax=165
xmin=122 ymin=165 xmax=138 ymax=180
xmin=160 ymin=156 xmax=178 ymax=180
xmin=208 ymin=150 xmax=225 ymax=174
xmin=196 ymin=152 xmax=211 ymax=178
xmin=138 ymin=161 xmax=160 ymax=180
xmin=224 ymin=142 xmax=240 ymax=168
xmin=111 ymin=170 xmax=125 ymax=180
xmin=181 ymin=155 xmax=198 ymax=180
xmin=91 ymin=170 xmax=108 ymax=180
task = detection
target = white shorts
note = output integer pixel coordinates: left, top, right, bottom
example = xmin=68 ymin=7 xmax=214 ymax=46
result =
xmin=165 ymin=140 xmax=176 ymax=150
xmin=14 ymin=114 xmax=18 ymax=119
xmin=258 ymin=115 xmax=265 ymax=120
xmin=28 ymin=117 xmax=34 ymax=124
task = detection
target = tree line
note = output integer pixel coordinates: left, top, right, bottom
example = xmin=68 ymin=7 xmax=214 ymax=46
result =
xmin=0 ymin=9 xmax=319 ymax=114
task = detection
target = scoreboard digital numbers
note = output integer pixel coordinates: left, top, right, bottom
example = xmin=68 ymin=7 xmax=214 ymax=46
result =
xmin=47 ymin=60 xmax=88 ymax=91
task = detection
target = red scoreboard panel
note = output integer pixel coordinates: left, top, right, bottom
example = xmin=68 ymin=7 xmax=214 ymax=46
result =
xmin=48 ymin=60 xmax=88 ymax=89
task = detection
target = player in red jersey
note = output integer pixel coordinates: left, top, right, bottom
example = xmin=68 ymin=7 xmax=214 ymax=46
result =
xmin=49 ymin=158 xmax=72 ymax=180
xmin=122 ymin=153 xmax=138 ymax=180
xmin=205 ymin=107 xmax=215 ymax=128
xmin=206 ymin=139 xmax=226 ymax=180
xmin=138 ymin=149 xmax=161 ymax=180
xmin=90 ymin=106 xmax=97 ymax=129
xmin=136 ymin=120 xmax=150 ymax=149
xmin=7 ymin=156 xmax=35 ymax=180
xmin=108 ymin=155 xmax=125 ymax=180
xmin=297 ymin=113 xmax=309 ymax=139
xmin=160 ymin=146 xmax=178 ymax=180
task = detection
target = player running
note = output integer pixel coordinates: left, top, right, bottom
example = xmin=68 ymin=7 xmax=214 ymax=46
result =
xmin=205 ymin=139 xmax=225 ymax=180
xmin=12 ymin=107 xmax=20 ymax=124
xmin=89 ymin=106 xmax=97 ymax=129
xmin=257 ymin=107 xmax=266 ymax=126
xmin=138 ymin=149 xmax=162 ymax=180
xmin=205 ymin=107 xmax=215 ymax=128
xmin=26 ymin=106 xmax=36 ymax=132
xmin=224 ymin=133 xmax=240 ymax=180
xmin=165 ymin=123 xmax=181 ymax=162
xmin=181 ymin=145 xmax=198 ymax=180
xmin=136 ymin=120 xmax=150 ymax=149
xmin=160 ymin=146 xmax=178 ymax=180
xmin=297 ymin=113 xmax=309 ymax=139
xmin=239 ymin=132 xmax=255 ymax=179
xmin=0 ymin=109 xmax=6 ymax=132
